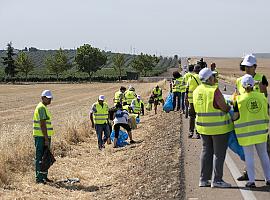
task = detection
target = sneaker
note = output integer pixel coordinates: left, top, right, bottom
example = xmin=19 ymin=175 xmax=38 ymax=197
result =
xmin=195 ymin=134 xmax=201 ymax=139
xmin=199 ymin=180 xmax=211 ymax=187
xmin=188 ymin=132 xmax=193 ymax=138
xmin=245 ymin=182 xmax=256 ymax=188
xmin=237 ymin=171 xmax=249 ymax=181
xmin=266 ymin=180 xmax=270 ymax=186
xmin=211 ymin=181 xmax=231 ymax=188
xmin=130 ymin=140 xmax=136 ymax=144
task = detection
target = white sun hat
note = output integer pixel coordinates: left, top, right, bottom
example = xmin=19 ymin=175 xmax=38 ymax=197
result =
xmin=98 ymin=95 xmax=105 ymax=101
xmin=241 ymin=74 xmax=255 ymax=88
xmin=241 ymin=54 xmax=257 ymax=67
xmin=199 ymin=68 xmax=213 ymax=81
xmin=41 ymin=90 xmax=53 ymax=99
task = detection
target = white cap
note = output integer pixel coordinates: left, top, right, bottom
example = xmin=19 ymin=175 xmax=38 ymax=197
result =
xmin=241 ymin=54 xmax=257 ymax=67
xmin=98 ymin=95 xmax=105 ymax=101
xmin=41 ymin=90 xmax=53 ymax=99
xmin=241 ymin=74 xmax=255 ymax=88
xmin=199 ymin=68 xmax=213 ymax=81
xmin=137 ymin=95 xmax=141 ymax=100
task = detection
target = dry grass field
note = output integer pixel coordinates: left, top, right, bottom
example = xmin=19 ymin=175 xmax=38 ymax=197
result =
xmin=0 ymin=80 xmax=184 ymax=199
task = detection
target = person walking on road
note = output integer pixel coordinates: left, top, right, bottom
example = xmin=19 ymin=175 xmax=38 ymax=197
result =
xmin=193 ymin=68 xmax=233 ymax=188
xmin=90 ymin=95 xmax=111 ymax=150
xmin=232 ymin=74 xmax=270 ymax=187
xmin=171 ymin=71 xmax=184 ymax=111
xmin=33 ymin=90 xmax=54 ymax=184
xmin=186 ymin=64 xmax=201 ymax=139
xmin=235 ymin=54 xmax=270 ymax=181
xmin=113 ymin=103 xmax=135 ymax=148
xmin=183 ymin=65 xmax=194 ymax=117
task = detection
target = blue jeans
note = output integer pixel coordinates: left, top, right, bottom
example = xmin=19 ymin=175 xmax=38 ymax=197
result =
xmin=95 ymin=124 xmax=110 ymax=147
xmin=173 ymin=92 xmax=181 ymax=110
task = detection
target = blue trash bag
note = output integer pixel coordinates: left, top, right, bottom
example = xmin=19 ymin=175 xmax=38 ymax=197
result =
xmin=163 ymin=92 xmax=173 ymax=113
xmin=110 ymin=130 xmax=129 ymax=147
xmin=228 ymin=130 xmax=245 ymax=161
xmin=136 ymin=117 xmax=140 ymax=124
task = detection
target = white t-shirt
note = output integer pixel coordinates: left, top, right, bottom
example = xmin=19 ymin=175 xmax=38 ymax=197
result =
xmin=113 ymin=110 xmax=129 ymax=124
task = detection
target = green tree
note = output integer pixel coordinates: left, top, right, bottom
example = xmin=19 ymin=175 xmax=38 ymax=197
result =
xmin=45 ymin=48 xmax=72 ymax=80
xmin=112 ymin=53 xmax=125 ymax=81
xmin=15 ymin=52 xmax=34 ymax=79
xmin=131 ymin=53 xmax=159 ymax=76
xmin=75 ymin=44 xmax=107 ymax=81
xmin=2 ymin=42 xmax=17 ymax=79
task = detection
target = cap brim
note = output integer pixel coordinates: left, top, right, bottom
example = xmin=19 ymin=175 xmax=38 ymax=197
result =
xmin=241 ymin=61 xmax=254 ymax=67
xmin=45 ymin=96 xmax=53 ymax=99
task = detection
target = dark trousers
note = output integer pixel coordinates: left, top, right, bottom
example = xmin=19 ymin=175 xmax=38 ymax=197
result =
xmin=181 ymin=92 xmax=185 ymax=111
xmin=200 ymin=134 xmax=229 ymax=182
xmin=95 ymin=124 xmax=110 ymax=147
xmin=173 ymin=92 xmax=181 ymax=110
xmin=35 ymin=136 xmax=51 ymax=182
xmin=189 ymin=103 xmax=196 ymax=132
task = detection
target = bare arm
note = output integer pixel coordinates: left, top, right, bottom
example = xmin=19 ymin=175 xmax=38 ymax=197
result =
xmin=40 ymin=120 xmax=49 ymax=146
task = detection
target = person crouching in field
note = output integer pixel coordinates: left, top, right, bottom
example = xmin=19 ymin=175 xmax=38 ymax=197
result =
xmin=33 ymin=90 xmax=54 ymax=184
xmin=90 ymin=95 xmax=111 ymax=150
xmin=193 ymin=68 xmax=233 ymax=188
xmin=232 ymin=74 xmax=270 ymax=188
xmin=113 ymin=103 xmax=135 ymax=148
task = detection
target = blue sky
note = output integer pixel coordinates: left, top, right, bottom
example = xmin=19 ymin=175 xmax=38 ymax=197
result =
xmin=0 ymin=0 xmax=269 ymax=57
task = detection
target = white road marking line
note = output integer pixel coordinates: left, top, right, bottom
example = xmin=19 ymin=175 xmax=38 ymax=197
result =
xmin=225 ymin=153 xmax=257 ymax=200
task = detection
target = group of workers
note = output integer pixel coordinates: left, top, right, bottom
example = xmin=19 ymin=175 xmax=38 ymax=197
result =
xmin=181 ymin=55 xmax=270 ymax=188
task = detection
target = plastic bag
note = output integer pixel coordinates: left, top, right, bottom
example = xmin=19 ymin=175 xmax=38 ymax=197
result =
xmin=41 ymin=146 xmax=56 ymax=172
xmin=136 ymin=117 xmax=140 ymax=124
xmin=163 ymin=92 xmax=173 ymax=113
xmin=228 ymin=131 xmax=245 ymax=161
xmin=110 ymin=130 xmax=129 ymax=147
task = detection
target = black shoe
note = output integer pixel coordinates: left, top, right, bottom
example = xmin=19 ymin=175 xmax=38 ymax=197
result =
xmin=237 ymin=171 xmax=249 ymax=181
xmin=266 ymin=181 xmax=270 ymax=186
xmin=188 ymin=133 xmax=193 ymax=138
xmin=245 ymin=182 xmax=256 ymax=188
xmin=36 ymin=179 xmax=46 ymax=184
xmin=195 ymin=134 xmax=201 ymax=139
xmin=44 ymin=178 xmax=53 ymax=183
xmin=130 ymin=140 xmax=136 ymax=144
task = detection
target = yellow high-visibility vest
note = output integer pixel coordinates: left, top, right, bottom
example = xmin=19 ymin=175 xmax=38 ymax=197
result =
xmin=193 ymin=84 xmax=233 ymax=135
xmin=236 ymin=73 xmax=263 ymax=95
xmin=93 ymin=102 xmax=109 ymax=124
xmin=33 ymin=102 xmax=54 ymax=137
xmin=172 ymin=77 xmax=184 ymax=92
xmin=234 ymin=91 xmax=269 ymax=146
xmin=133 ymin=99 xmax=144 ymax=114
xmin=124 ymin=90 xmax=136 ymax=105
xmin=188 ymin=73 xmax=201 ymax=103
xmin=152 ymin=88 xmax=163 ymax=100
xmin=114 ymin=91 xmax=125 ymax=105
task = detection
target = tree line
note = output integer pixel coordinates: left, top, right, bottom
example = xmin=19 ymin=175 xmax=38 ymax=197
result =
xmin=1 ymin=42 xmax=163 ymax=82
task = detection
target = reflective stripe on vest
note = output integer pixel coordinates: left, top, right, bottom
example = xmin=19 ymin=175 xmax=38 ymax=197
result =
xmin=133 ymin=100 xmax=143 ymax=113
xmin=193 ymin=84 xmax=233 ymax=135
xmin=234 ymin=91 xmax=269 ymax=146
xmin=93 ymin=102 xmax=109 ymax=124
xmin=33 ymin=102 xmax=54 ymax=137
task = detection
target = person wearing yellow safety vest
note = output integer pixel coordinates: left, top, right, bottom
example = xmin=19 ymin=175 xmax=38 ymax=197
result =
xmin=152 ymin=85 xmax=164 ymax=114
xmin=232 ymin=74 xmax=270 ymax=188
xmin=33 ymin=90 xmax=54 ymax=184
xmin=234 ymin=54 xmax=270 ymax=181
xmin=90 ymin=95 xmax=111 ymax=150
xmin=170 ymin=71 xmax=183 ymax=111
xmin=183 ymin=65 xmax=194 ymax=118
xmin=113 ymin=103 xmax=135 ymax=148
xmin=124 ymin=85 xmax=137 ymax=105
xmin=131 ymin=95 xmax=144 ymax=116
xmin=113 ymin=86 xmax=126 ymax=105
xmin=186 ymin=64 xmax=201 ymax=139
xmin=194 ymin=68 xmax=233 ymax=188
